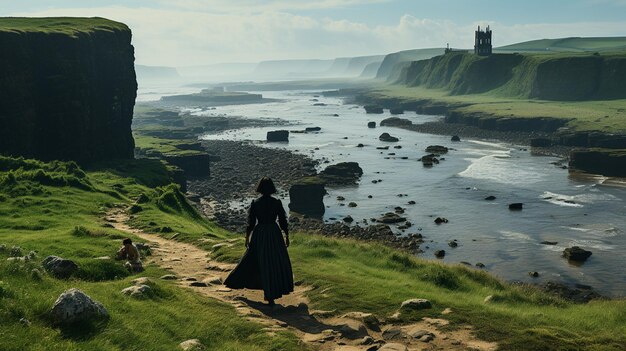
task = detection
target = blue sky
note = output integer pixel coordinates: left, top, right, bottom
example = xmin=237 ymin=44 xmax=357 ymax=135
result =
xmin=5 ymin=0 xmax=626 ymax=66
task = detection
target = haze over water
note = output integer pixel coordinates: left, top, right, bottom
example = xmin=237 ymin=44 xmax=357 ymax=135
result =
xmin=141 ymin=88 xmax=626 ymax=297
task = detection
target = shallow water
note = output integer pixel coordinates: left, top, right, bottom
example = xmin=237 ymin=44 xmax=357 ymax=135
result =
xmin=141 ymin=87 xmax=626 ymax=297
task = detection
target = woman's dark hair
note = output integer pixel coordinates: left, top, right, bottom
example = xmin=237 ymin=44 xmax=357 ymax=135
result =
xmin=123 ymin=238 xmax=133 ymax=245
xmin=255 ymin=177 xmax=277 ymax=195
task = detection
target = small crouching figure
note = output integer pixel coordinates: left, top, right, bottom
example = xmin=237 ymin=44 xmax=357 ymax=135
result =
xmin=116 ymin=238 xmax=144 ymax=273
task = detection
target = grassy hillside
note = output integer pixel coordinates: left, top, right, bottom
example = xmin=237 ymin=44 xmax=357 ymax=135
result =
xmin=0 ymin=150 xmax=624 ymax=350
xmin=0 ymin=155 xmax=301 ymax=350
xmin=497 ymin=36 xmax=626 ymax=53
xmin=212 ymin=234 xmax=626 ymax=350
xmin=399 ymin=51 xmax=626 ymax=101
xmin=367 ymin=85 xmax=626 ymax=133
xmin=0 ymin=17 xmax=129 ymax=35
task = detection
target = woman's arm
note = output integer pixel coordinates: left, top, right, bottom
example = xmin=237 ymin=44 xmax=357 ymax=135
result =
xmin=245 ymin=201 xmax=256 ymax=247
xmin=277 ymin=200 xmax=289 ymax=247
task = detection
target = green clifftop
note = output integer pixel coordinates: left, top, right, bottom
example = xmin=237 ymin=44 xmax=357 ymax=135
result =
xmin=0 ymin=17 xmax=137 ymax=162
xmin=397 ymin=51 xmax=626 ymax=101
xmin=0 ymin=17 xmax=129 ymax=36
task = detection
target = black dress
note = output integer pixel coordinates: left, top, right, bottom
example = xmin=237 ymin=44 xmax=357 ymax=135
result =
xmin=224 ymin=195 xmax=294 ymax=301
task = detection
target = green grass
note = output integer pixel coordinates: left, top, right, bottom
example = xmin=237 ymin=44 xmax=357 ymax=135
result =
xmin=2 ymin=150 xmax=624 ymax=350
xmin=497 ymin=37 xmax=626 ymax=53
xmin=0 ymin=17 xmax=129 ymax=36
xmin=0 ymin=155 xmax=300 ymax=350
xmin=213 ymin=235 xmax=626 ymax=351
xmin=369 ymin=85 xmax=626 ymax=133
xmin=134 ymin=134 xmax=205 ymax=157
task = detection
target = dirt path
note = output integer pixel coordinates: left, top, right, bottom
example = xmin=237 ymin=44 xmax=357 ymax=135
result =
xmin=106 ymin=207 xmax=497 ymax=351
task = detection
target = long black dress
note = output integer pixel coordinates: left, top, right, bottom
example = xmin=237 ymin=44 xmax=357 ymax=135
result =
xmin=224 ymin=195 xmax=294 ymax=301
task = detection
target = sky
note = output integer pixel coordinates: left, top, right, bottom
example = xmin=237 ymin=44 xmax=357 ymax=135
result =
xmin=4 ymin=0 xmax=626 ymax=66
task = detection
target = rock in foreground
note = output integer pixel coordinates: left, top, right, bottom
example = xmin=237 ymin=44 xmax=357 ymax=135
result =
xmin=289 ymin=177 xmax=326 ymax=217
xmin=50 ymin=288 xmax=109 ymax=326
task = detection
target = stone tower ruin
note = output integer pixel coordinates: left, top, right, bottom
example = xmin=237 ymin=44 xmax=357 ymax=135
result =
xmin=474 ymin=25 xmax=492 ymax=56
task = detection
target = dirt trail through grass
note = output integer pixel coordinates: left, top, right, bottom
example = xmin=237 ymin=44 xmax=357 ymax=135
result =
xmin=107 ymin=208 xmax=497 ymax=351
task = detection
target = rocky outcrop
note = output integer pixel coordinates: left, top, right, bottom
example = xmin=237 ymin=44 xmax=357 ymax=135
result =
xmin=569 ymin=149 xmax=626 ymax=177
xmin=288 ymin=177 xmax=326 ymax=217
xmin=0 ymin=18 xmax=137 ymax=162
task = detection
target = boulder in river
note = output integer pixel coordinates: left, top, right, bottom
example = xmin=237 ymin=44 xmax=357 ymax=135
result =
xmin=434 ymin=250 xmax=446 ymax=258
xmin=509 ymin=203 xmax=523 ymax=210
xmin=563 ymin=246 xmax=592 ymax=262
xmin=419 ymin=154 xmax=439 ymax=166
xmin=319 ymin=162 xmax=364 ymax=185
xmin=378 ymin=212 xmax=406 ymax=224
xmin=379 ymin=133 xmax=399 ymax=142
xmin=389 ymin=108 xmax=404 ymax=115
xmin=484 ymin=195 xmax=496 ymax=201
xmin=364 ymin=105 xmax=384 ymax=114
xmin=288 ymin=177 xmax=326 ymax=217
xmin=266 ymin=130 xmax=289 ymax=142
xmin=367 ymin=121 xmax=376 ymax=128
xmin=451 ymin=135 xmax=461 ymax=142
xmin=425 ymin=145 xmax=449 ymax=154
xmin=380 ymin=117 xmax=411 ymax=127
xmin=305 ymin=127 xmax=321 ymax=132
xmin=434 ymin=217 xmax=448 ymax=224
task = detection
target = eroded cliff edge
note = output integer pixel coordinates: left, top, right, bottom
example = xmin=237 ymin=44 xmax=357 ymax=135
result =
xmin=0 ymin=17 xmax=137 ymax=162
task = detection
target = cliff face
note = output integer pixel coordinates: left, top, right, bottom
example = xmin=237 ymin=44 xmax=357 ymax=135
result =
xmin=0 ymin=17 xmax=137 ymax=162
xmin=398 ymin=52 xmax=626 ymax=101
xmin=375 ymin=48 xmax=443 ymax=80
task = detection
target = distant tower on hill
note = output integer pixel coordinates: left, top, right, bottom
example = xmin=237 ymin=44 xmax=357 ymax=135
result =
xmin=474 ymin=25 xmax=492 ymax=56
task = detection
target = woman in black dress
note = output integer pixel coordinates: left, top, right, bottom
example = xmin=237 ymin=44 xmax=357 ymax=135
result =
xmin=224 ymin=177 xmax=294 ymax=306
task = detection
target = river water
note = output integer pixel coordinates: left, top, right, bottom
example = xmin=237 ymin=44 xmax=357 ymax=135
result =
xmin=140 ymin=87 xmax=626 ymax=297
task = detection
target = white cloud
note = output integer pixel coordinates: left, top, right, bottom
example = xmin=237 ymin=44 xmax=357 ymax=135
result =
xmin=11 ymin=6 xmax=626 ymax=66
xmin=158 ymin=0 xmax=393 ymax=12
